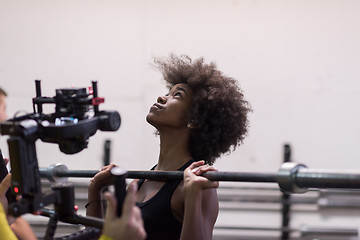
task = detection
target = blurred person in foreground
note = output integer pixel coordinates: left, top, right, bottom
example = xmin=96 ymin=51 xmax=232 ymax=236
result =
xmin=0 ymin=87 xmax=8 ymax=122
xmin=0 ymin=86 xmax=37 ymax=240
xmin=0 ymin=173 xmax=146 ymax=240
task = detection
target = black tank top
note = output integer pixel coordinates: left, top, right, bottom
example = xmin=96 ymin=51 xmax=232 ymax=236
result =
xmin=136 ymin=160 xmax=194 ymax=240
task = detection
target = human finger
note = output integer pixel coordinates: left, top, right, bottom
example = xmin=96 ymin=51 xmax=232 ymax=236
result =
xmin=133 ymin=206 xmax=143 ymax=223
xmin=0 ymin=174 xmax=11 ymax=196
xmin=122 ymin=182 xmax=137 ymax=219
xmin=188 ymin=160 xmax=205 ymax=170
xmin=104 ymin=192 xmax=117 ymax=220
xmin=99 ymin=163 xmax=117 ymax=172
xmin=90 ymin=164 xmax=118 ymax=189
xmin=192 ymin=165 xmax=218 ymax=175
xmin=132 ymin=206 xmax=146 ymax=239
xmin=187 ymin=161 xmax=205 ymax=174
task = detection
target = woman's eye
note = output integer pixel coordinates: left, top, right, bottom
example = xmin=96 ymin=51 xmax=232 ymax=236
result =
xmin=174 ymin=92 xmax=182 ymax=97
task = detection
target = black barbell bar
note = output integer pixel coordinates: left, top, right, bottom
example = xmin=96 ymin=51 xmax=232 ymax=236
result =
xmin=39 ymin=164 xmax=277 ymax=182
xmin=39 ymin=162 xmax=360 ymax=194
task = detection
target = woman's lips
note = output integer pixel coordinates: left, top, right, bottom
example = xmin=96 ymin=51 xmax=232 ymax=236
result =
xmin=151 ymin=103 xmax=164 ymax=110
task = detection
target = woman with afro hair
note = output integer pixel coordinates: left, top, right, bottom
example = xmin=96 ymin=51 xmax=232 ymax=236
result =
xmin=87 ymin=54 xmax=251 ymax=240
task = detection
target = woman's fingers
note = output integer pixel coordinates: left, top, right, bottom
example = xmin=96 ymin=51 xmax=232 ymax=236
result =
xmin=90 ymin=163 xmax=118 ymax=190
xmin=99 ymin=163 xmax=117 ymax=172
xmin=185 ymin=161 xmax=219 ymax=190
xmin=191 ymin=163 xmax=217 ymax=176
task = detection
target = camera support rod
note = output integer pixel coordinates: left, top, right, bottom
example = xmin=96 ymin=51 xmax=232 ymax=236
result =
xmin=39 ymin=162 xmax=360 ymax=194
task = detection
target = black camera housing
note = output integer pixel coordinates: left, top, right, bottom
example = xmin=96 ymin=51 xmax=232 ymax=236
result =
xmin=0 ymin=80 xmax=120 ymax=216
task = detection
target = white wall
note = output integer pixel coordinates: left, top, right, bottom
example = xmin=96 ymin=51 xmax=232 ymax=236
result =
xmin=1 ymin=0 xmax=359 ymax=171
xmin=1 ymin=0 xmax=360 ymax=235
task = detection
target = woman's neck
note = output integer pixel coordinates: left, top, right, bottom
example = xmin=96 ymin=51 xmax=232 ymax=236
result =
xmin=155 ymin=129 xmax=192 ymax=171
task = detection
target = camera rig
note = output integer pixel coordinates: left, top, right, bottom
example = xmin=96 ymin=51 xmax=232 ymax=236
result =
xmin=0 ymin=80 xmax=122 ymax=239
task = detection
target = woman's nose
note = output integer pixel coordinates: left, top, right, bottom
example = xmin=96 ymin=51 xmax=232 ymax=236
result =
xmin=157 ymin=95 xmax=166 ymax=104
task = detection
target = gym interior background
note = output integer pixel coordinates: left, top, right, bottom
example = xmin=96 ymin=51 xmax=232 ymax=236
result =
xmin=1 ymin=1 xmax=360 ymax=239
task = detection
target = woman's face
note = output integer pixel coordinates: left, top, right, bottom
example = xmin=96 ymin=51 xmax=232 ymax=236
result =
xmin=146 ymin=83 xmax=193 ymax=130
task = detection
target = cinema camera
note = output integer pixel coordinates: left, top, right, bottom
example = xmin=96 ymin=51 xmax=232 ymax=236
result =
xmin=0 ymin=80 xmax=121 ymax=229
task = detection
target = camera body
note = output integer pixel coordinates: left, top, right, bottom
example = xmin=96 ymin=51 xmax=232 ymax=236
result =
xmin=0 ymin=80 xmax=120 ymax=216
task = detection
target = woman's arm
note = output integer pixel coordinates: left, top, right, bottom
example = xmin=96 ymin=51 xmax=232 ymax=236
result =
xmin=180 ymin=161 xmax=219 ymax=240
xmin=86 ymin=164 xmax=117 ymax=218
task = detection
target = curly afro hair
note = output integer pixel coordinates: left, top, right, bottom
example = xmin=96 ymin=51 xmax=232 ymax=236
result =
xmin=154 ymin=54 xmax=251 ymax=165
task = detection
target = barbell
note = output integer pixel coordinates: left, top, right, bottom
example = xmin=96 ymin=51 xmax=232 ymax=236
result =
xmin=39 ymin=162 xmax=360 ymax=194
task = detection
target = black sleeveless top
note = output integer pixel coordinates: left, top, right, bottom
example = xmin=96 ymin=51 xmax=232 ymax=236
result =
xmin=136 ymin=160 xmax=194 ymax=240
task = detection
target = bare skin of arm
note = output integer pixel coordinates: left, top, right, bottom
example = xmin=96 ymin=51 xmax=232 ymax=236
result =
xmin=86 ymin=163 xmax=117 ymax=218
xmin=88 ymin=161 xmax=219 ymax=240
xmin=180 ymin=161 xmax=219 ymax=240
